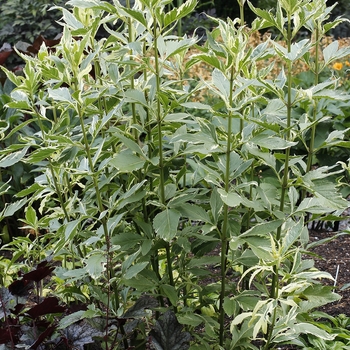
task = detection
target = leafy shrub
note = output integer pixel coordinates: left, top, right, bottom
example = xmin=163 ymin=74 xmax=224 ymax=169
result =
xmin=1 ymin=0 xmax=350 ymax=349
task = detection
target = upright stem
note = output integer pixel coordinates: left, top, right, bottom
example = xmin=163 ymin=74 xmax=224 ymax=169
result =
xmin=306 ymin=27 xmax=319 ymax=174
xmin=153 ymin=18 xmax=176 ymax=304
xmin=265 ymin=11 xmax=293 ymax=350
xmin=219 ymin=64 xmax=235 ymax=346
xmin=77 ymin=104 xmax=119 ymax=350
xmin=126 ymin=0 xmax=138 ymax=141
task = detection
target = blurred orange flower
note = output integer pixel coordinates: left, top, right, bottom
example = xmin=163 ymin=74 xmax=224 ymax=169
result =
xmin=333 ymin=62 xmax=343 ymax=70
xmin=346 ymin=61 xmax=350 ymax=67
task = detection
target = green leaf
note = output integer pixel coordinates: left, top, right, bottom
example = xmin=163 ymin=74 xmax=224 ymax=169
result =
xmin=1 ymin=198 xmax=27 ymax=219
xmin=299 ymin=285 xmax=341 ymax=312
xmin=212 ymin=68 xmax=230 ymax=100
xmin=124 ymin=262 xmax=149 ymax=280
xmin=180 ymin=102 xmax=211 ymax=110
xmin=240 ymin=220 xmax=284 ymax=238
xmin=291 ymin=323 xmax=334 ymax=341
xmin=177 ymin=313 xmax=203 ymax=327
xmin=110 ymin=151 xmax=145 ymax=172
xmin=84 ymin=252 xmax=106 ymax=279
xmin=48 ymin=87 xmax=74 ymax=103
xmin=250 ymin=133 xmax=297 ymax=150
xmin=175 ymin=203 xmax=212 ymax=224
xmin=0 ymin=146 xmax=29 ymax=167
xmin=26 ymin=147 xmax=57 ymax=163
xmin=160 ymin=284 xmax=178 ymax=305
xmin=64 ymin=219 xmax=81 ymax=241
xmin=217 ymin=189 xmax=242 ymax=207
xmin=163 ymin=0 xmax=197 ymax=28
xmin=119 ymin=8 xmax=147 ymax=28
xmin=61 ymin=8 xmax=84 ymax=30
xmin=153 ymin=209 xmax=181 ymax=241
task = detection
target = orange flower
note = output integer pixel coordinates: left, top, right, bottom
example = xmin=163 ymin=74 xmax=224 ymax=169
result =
xmin=346 ymin=61 xmax=350 ymax=67
xmin=333 ymin=62 xmax=343 ymax=70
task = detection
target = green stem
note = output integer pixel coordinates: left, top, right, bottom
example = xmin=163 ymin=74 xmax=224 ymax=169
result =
xmin=265 ymin=10 xmax=293 ymax=350
xmin=238 ymin=0 xmax=245 ymax=25
xmin=306 ymin=27 xmax=319 ymax=174
xmin=77 ymin=104 xmax=118 ymax=350
xmin=177 ymin=0 xmax=183 ymax=36
xmin=126 ymin=0 xmax=138 ymax=141
xmin=153 ymin=16 xmax=176 ymax=307
xmin=219 ymin=64 xmax=235 ymax=347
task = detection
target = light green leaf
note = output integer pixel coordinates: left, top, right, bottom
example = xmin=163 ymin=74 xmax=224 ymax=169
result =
xmin=26 ymin=147 xmax=57 ymax=163
xmin=124 ymin=89 xmax=148 ymax=107
xmin=48 ymin=87 xmax=73 ymax=103
xmin=180 ymin=102 xmax=211 ymax=110
xmin=0 ymin=146 xmax=29 ymax=168
xmin=250 ymin=133 xmax=297 ymax=149
xmin=160 ymin=284 xmax=178 ymax=305
xmin=64 ymin=219 xmax=81 ymax=241
xmin=1 ymin=198 xmax=27 ymax=219
xmin=61 ymin=8 xmax=84 ymax=29
xmin=240 ymin=220 xmax=283 ymax=238
xmin=291 ymin=323 xmax=334 ymax=340
xmin=8 ymin=90 xmax=30 ymax=109
xmin=110 ymin=151 xmax=145 ymax=172
xmin=163 ymin=0 xmax=197 ymax=27
xmin=124 ymin=262 xmax=149 ymax=280
xmin=217 ymin=189 xmax=242 ymax=207
xmin=177 ymin=313 xmax=203 ymax=327
xmin=153 ymin=209 xmax=181 ymax=241
xmin=175 ymin=203 xmax=211 ymax=224
xmin=212 ymin=68 xmax=230 ymax=99
xmin=84 ymin=252 xmax=106 ymax=279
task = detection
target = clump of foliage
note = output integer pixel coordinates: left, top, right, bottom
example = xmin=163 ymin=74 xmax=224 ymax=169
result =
xmin=1 ymin=0 xmax=350 ymax=349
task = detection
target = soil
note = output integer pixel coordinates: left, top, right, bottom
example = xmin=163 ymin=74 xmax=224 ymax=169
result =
xmin=308 ymin=226 xmax=350 ymax=317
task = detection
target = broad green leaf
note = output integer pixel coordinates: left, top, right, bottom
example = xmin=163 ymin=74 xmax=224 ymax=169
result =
xmin=1 ymin=198 xmax=27 ymax=219
xmin=240 ymin=220 xmax=283 ymax=238
xmin=187 ymin=256 xmax=220 ymax=268
xmin=26 ymin=147 xmax=57 ymax=163
xmin=180 ymin=102 xmax=211 ymax=110
xmin=8 ymin=90 xmax=30 ymax=109
xmin=124 ymin=89 xmax=148 ymax=107
xmin=281 ymin=218 xmax=303 ymax=255
xmin=191 ymin=53 xmax=223 ymax=71
xmin=119 ymin=8 xmax=147 ymax=28
xmin=217 ymin=189 xmax=242 ymax=207
xmin=124 ymin=262 xmax=149 ymax=280
xmin=177 ymin=313 xmax=203 ymax=327
xmin=212 ymin=68 xmax=230 ymax=100
xmin=210 ymin=188 xmax=223 ymax=223
xmin=48 ymin=87 xmax=73 ymax=103
xmin=110 ymin=151 xmax=145 ymax=172
xmin=110 ymin=128 xmax=146 ymax=156
xmin=25 ymin=206 xmax=38 ymax=227
xmin=299 ymin=285 xmax=341 ymax=312
xmin=163 ymin=0 xmax=197 ymax=27
xmin=175 ymin=203 xmax=211 ymax=224
xmin=250 ymin=133 xmax=297 ymax=150
xmin=291 ymin=323 xmax=334 ymax=341
xmin=160 ymin=284 xmax=178 ymax=305
xmin=61 ymin=8 xmax=84 ymax=30
xmin=84 ymin=252 xmax=106 ymax=279
xmin=0 ymin=146 xmax=29 ymax=168
xmin=64 ymin=219 xmax=81 ymax=241
xmin=153 ymin=209 xmax=181 ymax=241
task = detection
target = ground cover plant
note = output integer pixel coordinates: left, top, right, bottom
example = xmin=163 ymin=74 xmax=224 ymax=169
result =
xmin=1 ymin=0 xmax=350 ymax=349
